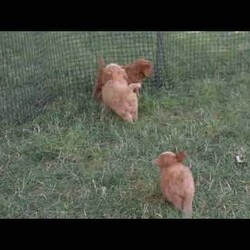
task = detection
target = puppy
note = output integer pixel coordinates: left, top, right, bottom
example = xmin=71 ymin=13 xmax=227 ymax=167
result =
xmin=153 ymin=151 xmax=195 ymax=218
xmin=93 ymin=57 xmax=153 ymax=101
xmin=122 ymin=58 xmax=153 ymax=96
xmin=101 ymin=63 xmax=141 ymax=122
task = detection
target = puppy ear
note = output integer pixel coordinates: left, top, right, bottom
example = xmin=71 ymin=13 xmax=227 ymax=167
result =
xmin=176 ymin=151 xmax=187 ymax=162
xmin=142 ymin=63 xmax=153 ymax=77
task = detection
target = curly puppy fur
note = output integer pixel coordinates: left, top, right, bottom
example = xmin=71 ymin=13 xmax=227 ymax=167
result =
xmin=122 ymin=58 xmax=153 ymax=95
xmin=101 ymin=63 xmax=141 ymax=123
xmin=92 ymin=57 xmax=153 ymax=101
xmin=153 ymin=151 xmax=195 ymax=218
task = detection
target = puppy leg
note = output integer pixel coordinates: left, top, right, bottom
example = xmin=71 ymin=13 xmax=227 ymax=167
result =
xmin=171 ymin=195 xmax=184 ymax=212
xmin=114 ymin=106 xmax=134 ymax=123
xmin=129 ymin=83 xmax=142 ymax=97
xmin=122 ymin=113 xmax=134 ymax=123
xmin=135 ymin=88 xmax=140 ymax=97
xmin=132 ymin=110 xmax=138 ymax=122
xmin=128 ymin=96 xmax=138 ymax=122
xmin=129 ymin=83 xmax=141 ymax=93
xmin=130 ymin=106 xmax=138 ymax=122
xmin=182 ymin=195 xmax=193 ymax=219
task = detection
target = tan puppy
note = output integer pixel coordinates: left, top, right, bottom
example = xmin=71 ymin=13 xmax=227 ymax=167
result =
xmin=101 ymin=63 xmax=141 ymax=122
xmin=93 ymin=57 xmax=153 ymax=101
xmin=153 ymin=151 xmax=195 ymax=218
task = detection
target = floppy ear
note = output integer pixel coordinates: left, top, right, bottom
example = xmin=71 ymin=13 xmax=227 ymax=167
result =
xmin=142 ymin=63 xmax=153 ymax=77
xmin=176 ymin=151 xmax=187 ymax=162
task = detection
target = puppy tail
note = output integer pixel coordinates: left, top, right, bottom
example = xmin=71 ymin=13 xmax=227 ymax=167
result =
xmin=98 ymin=56 xmax=106 ymax=69
xmin=93 ymin=56 xmax=106 ymax=100
xmin=182 ymin=196 xmax=193 ymax=219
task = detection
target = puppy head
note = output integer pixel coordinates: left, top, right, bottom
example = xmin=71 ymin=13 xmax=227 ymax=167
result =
xmin=123 ymin=59 xmax=153 ymax=82
xmin=135 ymin=59 xmax=153 ymax=77
xmin=102 ymin=63 xmax=128 ymax=82
xmin=153 ymin=151 xmax=187 ymax=168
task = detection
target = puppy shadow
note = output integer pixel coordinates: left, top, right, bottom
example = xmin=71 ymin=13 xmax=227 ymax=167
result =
xmin=145 ymin=192 xmax=162 ymax=204
xmin=145 ymin=191 xmax=184 ymax=218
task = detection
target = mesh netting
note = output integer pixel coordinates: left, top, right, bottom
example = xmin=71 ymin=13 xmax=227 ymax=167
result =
xmin=1 ymin=31 xmax=250 ymax=126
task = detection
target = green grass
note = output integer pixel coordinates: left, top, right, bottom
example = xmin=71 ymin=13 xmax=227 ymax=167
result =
xmin=0 ymin=32 xmax=250 ymax=218
xmin=0 ymin=72 xmax=250 ymax=218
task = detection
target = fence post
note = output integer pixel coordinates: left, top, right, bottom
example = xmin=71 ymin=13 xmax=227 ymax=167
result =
xmin=154 ymin=32 xmax=167 ymax=90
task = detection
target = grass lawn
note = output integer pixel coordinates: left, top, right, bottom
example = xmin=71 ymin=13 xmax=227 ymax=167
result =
xmin=0 ymin=32 xmax=249 ymax=218
xmin=0 ymin=72 xmax=249 ymax=218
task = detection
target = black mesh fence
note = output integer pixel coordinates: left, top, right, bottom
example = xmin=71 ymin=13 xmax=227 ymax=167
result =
xmin=1 ymin=31 xmax=250 ymax=126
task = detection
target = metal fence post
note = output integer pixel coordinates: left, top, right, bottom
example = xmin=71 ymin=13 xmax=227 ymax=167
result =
xmin=154 ymin=32 xmax=167 ymax=90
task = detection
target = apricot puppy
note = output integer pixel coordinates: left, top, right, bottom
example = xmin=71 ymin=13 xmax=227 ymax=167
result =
xmin=153 ymin=151 xmax=195 ymax=218
xmin=101 ymin=63 xmax=141 ymax=122
xmin=93 ymin=57 xmax=153 ymax=101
